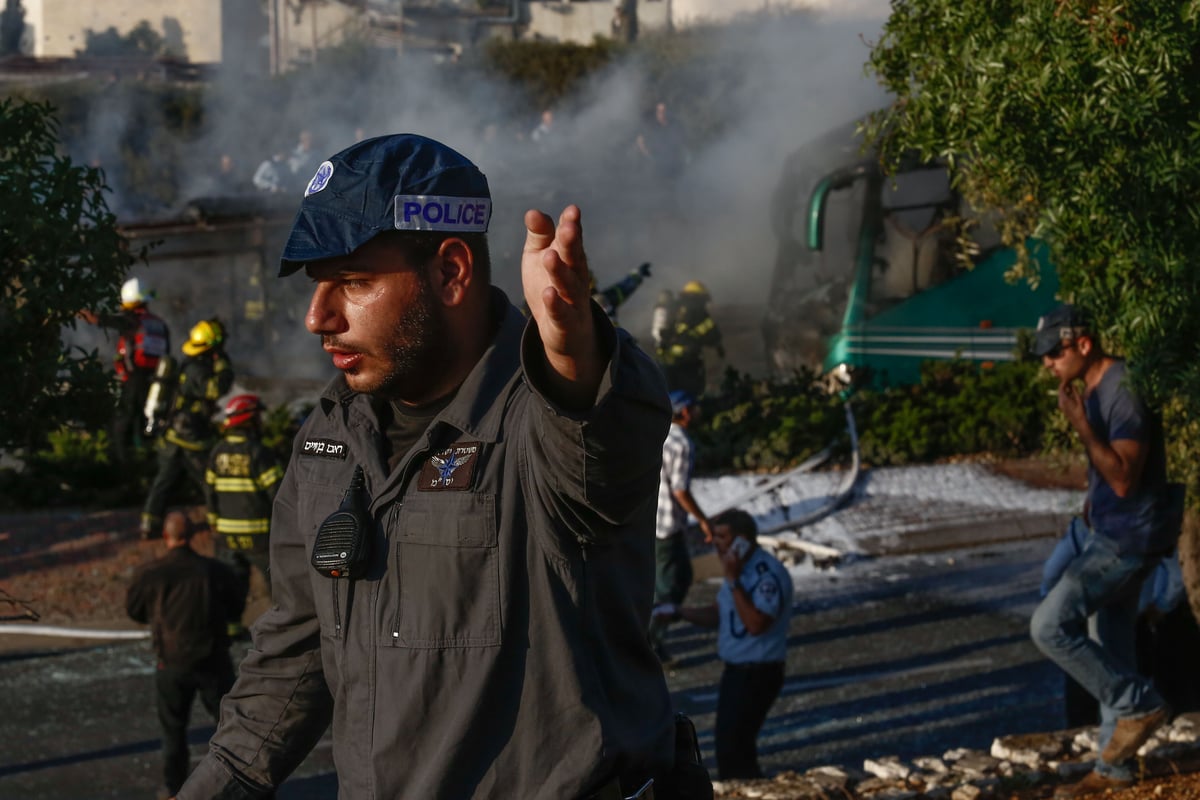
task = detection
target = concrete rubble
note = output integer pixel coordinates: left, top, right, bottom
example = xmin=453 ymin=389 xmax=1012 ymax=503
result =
xmin=712 ymin=713 xmax=1200 ymax=799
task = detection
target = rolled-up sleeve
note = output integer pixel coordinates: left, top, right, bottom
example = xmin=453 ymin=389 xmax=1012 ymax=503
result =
xmin=520 ymin=315 xmax=671 ymax=540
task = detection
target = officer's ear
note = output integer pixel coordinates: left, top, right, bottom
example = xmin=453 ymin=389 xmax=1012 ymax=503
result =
xmin=433 ymin=237 xmax=474 ymax=308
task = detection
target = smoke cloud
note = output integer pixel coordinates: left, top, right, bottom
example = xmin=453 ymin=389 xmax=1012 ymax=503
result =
xmin=64 ymin=5 xmax=890 ymax=400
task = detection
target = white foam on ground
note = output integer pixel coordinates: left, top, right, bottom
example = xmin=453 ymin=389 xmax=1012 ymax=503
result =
xmin=690 ymin=463 xmax=1083 ymax=562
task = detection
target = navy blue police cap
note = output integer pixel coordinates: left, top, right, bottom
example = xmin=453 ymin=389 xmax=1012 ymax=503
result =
xmin=279 ymin=134 xmax=491 ymax=276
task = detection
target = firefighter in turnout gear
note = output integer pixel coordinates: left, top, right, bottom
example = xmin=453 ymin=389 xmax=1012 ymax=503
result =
xmin=205 ymin=394 xmax=284 ymax=601
xmin=593 ymin=262 xmax=653 ymax=324
xmin=657 ymin=280 xmax=724 ymax=397
xmin=79 ymin=277 xmax=171 ymax=463
xmin=140 ymin=319 xmax=235 ymax=540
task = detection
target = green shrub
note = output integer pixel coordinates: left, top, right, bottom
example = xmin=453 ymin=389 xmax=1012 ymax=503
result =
xmin=262 ymin=401 xmax=312 ymax=466
xmin=0 ymin=399 xmax=306 ymax=511
xmin=0 ymin=425 xmax=155 ymax=510
xmin=692 ymin=360 xmax=1059 ymax=473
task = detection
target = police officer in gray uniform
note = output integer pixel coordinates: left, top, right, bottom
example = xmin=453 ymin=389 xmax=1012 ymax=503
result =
xmin=176 ymin=135 xmax=677 ymax=799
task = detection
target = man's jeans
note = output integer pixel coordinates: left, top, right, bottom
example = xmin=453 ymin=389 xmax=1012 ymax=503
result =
xmin=1031 ymin=530 xmax=1164 ymax=780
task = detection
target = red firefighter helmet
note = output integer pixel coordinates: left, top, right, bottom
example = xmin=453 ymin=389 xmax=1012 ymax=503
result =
xmin=223 ymin=394 xmax=264 ymax=429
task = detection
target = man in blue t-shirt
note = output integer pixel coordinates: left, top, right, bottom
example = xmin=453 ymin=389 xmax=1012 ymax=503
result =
xmin=1029 ymin=304 xmax=1180 ymax=798
xmin=655 ymin=509 xmax=793 ymax=779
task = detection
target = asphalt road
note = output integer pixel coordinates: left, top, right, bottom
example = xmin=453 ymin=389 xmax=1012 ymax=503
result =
xmin=0 ymin=529 xmax=1066 ymax=799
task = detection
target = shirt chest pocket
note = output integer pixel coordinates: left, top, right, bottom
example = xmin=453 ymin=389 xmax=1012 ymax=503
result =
xmin=387 ymin=492 xmax=500 ymax=648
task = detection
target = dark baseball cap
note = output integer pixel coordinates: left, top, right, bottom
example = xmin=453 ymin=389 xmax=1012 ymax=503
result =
xmin=1032 ymin=303 xmax=1091 ymax=357
xmin=668 ymin=390 xmax=695 ymax=414
xmin=279 ymin=134 xmax=491 ymax=276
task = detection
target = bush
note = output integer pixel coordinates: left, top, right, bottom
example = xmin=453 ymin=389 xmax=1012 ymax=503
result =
xmin=693 ymin=368 xmax=845 ymax=472
xmin=0 ymin=399 xmax=306 ymax=511
xmin=854 ymin=360 xmax=1057 ymax=466
xmin=0 ymin=426 xmax=155 ymax=510
xmin=691 ymin=360 xmax=1059 ymax=474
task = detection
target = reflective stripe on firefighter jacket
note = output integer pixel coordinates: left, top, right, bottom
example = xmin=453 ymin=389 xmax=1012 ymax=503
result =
xmin=205 ymin=433 xmax=283 ymax=551
xmin=594 ymin=269 xmax=647 ymax=322
xmin=165 ymin=349 xmax=234 ymax=449
xmin=658 ymin=315 xmax=720 ymax=365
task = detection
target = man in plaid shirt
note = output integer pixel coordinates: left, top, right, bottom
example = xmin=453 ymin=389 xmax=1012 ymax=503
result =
xmin=650 ymin=390 xmax=716 ymax=665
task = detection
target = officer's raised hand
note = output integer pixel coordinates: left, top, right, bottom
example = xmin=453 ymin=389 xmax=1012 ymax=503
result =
xmin=522 ymin=205 xmax=604 ymax=408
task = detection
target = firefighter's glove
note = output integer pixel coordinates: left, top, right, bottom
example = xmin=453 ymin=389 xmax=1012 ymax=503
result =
xmin=637 ymin=262 xmax=652 ymax=278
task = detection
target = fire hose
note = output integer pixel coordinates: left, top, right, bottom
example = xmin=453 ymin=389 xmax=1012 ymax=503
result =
xmin=760 ymin=399 xmax=861 ymax=536
xmin=0 ymin=623 xmax=149 ymax=640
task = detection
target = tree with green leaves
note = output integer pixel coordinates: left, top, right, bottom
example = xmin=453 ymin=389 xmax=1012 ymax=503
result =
xmin=865 ymin=1 xmax=1200 ymax=618
xmin=0 ymin=98 xmax=137 ymax=454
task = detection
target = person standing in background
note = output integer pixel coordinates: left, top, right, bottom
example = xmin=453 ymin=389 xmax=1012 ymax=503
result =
xmin=141 ymin=319 xmax=234 ymax=540
xmin=1028 ymin=304 xmax=1180 ymax=799
xmin=649 ymin=389 xmax=715 ymax=665
xmin=127 ymin=511 xmax=245 ymax=799
xmin=79 ymin=277 xmax=171 ymax=464
xmin=655 ymin=509 xmax=793 ymax=779
xmin=205 ymin=393 xmax=284 ymax=614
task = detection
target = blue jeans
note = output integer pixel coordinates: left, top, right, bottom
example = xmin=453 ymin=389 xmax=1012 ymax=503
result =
xmin=1030 ymin=530 xmax=1164 ymax=780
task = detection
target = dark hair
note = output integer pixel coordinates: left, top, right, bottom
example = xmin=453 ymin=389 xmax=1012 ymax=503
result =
xmin=378 ymin=230 xmax=491 ymax=284
xmin=714 ymin=508 xmax=757 ymax=540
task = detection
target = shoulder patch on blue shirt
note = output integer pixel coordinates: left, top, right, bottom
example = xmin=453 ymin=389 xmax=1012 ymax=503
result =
xmin=300 ymin=437 xmax=349 ymax=460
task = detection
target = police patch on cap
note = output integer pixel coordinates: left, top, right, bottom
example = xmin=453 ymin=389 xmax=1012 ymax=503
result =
xmin=395 ymin=195 xmax=491 ymax=233
xmin=305 ymin=161 xmax=335 ymax=197
xmin=279 ymin=134 xmax=492 ymax=275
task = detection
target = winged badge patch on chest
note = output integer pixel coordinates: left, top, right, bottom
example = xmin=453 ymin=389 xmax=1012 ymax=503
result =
xmin=417 ymin=442 xmax=481 ymax=491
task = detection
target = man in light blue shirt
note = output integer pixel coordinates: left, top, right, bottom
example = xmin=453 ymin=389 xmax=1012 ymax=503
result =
xmin=656 ymin=509 xmax=793 ymax=779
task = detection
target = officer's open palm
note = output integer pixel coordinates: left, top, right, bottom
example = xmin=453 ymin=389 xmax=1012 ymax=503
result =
xmin=522 ymin=205 xmax=601 ymax=391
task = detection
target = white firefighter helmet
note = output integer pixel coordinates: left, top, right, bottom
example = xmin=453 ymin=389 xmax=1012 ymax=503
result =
xmin=120 ymin=277 xmax=148 ymax=309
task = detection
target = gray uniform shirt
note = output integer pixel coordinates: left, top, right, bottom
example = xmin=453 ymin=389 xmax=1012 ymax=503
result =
xmin=179 ymin=295 xmax=675 ymax=799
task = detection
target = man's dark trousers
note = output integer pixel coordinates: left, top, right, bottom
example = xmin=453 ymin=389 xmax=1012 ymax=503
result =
xmin=156 ymin=654 xmax=235 ymax=794
xmin=650 ymin=534 xmax=694 ymax=653
xmin=111 ymin=369 xmax=152 ymax=463
xmin=715 ymin=661 xmax=784 ymax=779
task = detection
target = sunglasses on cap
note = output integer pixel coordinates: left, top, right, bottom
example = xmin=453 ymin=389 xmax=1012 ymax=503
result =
xmin=1044 ymin=340 xmax=1075 ymax=359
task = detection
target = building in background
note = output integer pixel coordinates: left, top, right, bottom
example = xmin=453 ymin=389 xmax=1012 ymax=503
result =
xmin=10 ymin=0 xmax=887 ymax=74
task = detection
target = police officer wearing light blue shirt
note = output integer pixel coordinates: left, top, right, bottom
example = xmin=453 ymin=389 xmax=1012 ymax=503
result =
xmin=656 ymin=509 xmax=793 ymax=779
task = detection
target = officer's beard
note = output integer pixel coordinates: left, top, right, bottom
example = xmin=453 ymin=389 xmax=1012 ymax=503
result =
xmin=373 ymin=268 xmax=452 ymax=401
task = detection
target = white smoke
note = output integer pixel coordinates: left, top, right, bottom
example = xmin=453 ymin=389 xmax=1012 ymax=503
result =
xmin=65 ymin=6 xmax=891 ymax=392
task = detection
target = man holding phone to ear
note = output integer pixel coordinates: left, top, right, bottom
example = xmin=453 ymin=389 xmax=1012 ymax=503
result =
xmin=655 ymin=509 xmax=793 ymax=779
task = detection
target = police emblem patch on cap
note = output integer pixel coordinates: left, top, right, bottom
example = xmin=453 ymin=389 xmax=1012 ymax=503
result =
xmin=394 ymin=195 xmax=491 ymax=233
xmin=305 ymin=161 xmax=335 ymax=197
